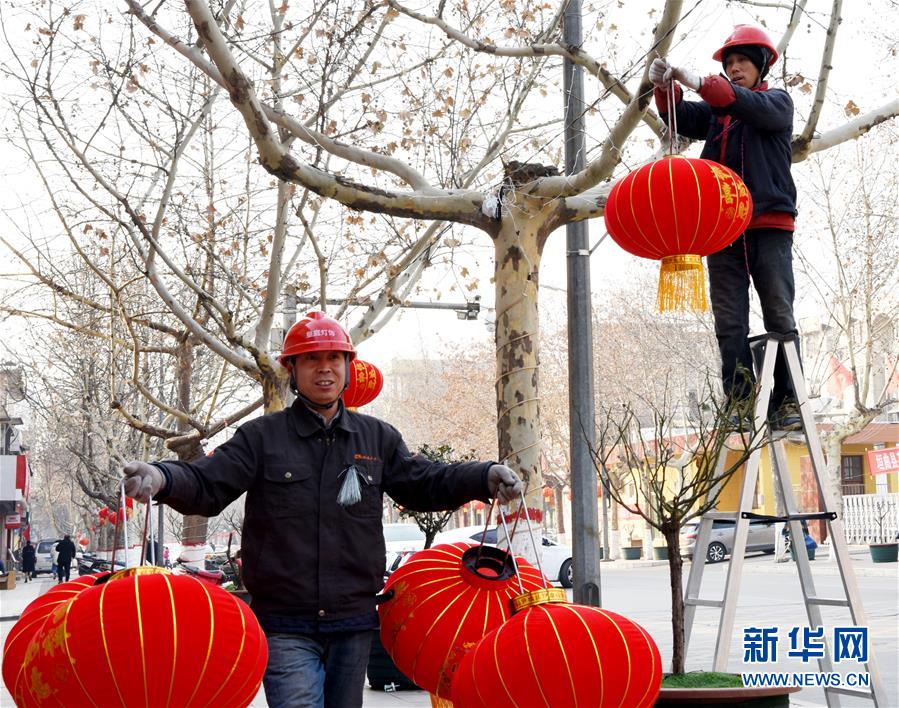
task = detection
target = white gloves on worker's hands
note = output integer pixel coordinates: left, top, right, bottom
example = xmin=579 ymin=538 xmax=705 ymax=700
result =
xmin=649 ymin=57 xmax=670 ymax=88
xmin=649 ymin=57 xmax=703 ymax=92
xmin=487 ymin=464 xmax=524 ymax=504
xmin=122 ymin=461 xmax=164 ymax=503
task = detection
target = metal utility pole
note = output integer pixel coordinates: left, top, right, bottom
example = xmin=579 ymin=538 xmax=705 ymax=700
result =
xmin=563 ymin=0 xmax=601 ymax=606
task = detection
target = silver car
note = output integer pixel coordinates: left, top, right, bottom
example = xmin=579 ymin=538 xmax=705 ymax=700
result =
xmin=681 ymin=518 xmax=776 ymax=563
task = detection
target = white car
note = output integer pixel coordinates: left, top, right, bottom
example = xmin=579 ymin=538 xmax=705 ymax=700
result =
xmin=34 ymin=539 xmax=61 ymax=575
xmin=383 ymin=523 xmax=426 ymax=573
xmin=433 ymin=525 xmax=573 ymax=588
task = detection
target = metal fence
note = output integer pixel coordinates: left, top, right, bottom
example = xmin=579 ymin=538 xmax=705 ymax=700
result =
xmin=842 ymin=493 xmax=899 ymax=544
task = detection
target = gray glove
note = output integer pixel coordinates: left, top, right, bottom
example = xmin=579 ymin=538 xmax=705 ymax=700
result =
xmin=664 ymin=64 xmax=703 ymax=92
xmin=122 ymin=461 xmax=164 ymax=503
xmin=649 ymin=57 xmax=670 ymax=88
xmin=487 ymin=464 xmax=524 ymax=504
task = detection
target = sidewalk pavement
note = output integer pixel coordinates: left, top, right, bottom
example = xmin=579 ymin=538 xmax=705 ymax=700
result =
xmin=620 ymin=543 xmax=897 ymax=577
xmin=2 ymin=548 xmax=895 ymax=707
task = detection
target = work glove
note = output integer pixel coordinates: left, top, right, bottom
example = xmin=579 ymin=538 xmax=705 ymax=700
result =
xmin=487 ymin=464 xmax=524 ymax=504
xmin=122 ymin=461 xmax=164 ymax=503
xmin=663 ymin=64 xmax=703 ymax=92
xmin=649 ymin=57 xmax=671 ymax=88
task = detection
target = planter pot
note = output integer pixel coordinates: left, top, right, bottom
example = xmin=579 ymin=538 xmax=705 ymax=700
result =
xmin=869 ymin=543 xmax=898 ymax=563
xmin=653 ymin=546 xmax=669 ymax=560
xmin=622 ymin=547 xmax=642 ymax=560
xmin=656 ymin=684 xmax=801 ymax=707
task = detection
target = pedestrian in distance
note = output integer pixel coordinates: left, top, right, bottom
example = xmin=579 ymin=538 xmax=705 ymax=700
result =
xmin=55 ymin=535 xmax=77 ymax=583
xmin=649 ymin=25 xmax=802 ymax=431
xmin=21 ymin=541 xmax=36 ymax=582
xmin=122 ymin=310 xmax=525 ymax=708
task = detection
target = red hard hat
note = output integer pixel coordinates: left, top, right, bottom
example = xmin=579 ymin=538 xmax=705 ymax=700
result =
xmin=713 ymin=25 xmax=779 ymax=65
xmin=278 ymin=311 xmax=356 ymax=365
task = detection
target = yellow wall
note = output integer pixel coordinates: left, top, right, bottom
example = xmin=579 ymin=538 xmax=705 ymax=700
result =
xmin=716 ymin=440 xmax=899 ymax=513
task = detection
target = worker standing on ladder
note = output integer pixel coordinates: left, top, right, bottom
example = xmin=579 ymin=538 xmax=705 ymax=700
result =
xmin=649 ymin=26 xmax=802 ymax=431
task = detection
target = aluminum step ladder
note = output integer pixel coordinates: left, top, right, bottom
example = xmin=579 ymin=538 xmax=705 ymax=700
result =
xmin=682 ymin=333 xmax=886 ymax=707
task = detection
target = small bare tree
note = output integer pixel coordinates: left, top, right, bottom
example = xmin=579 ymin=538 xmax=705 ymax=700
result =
xmin=395 ymin=443 xmax=477 ymax=548
xmin=591 ymin=384 xmax=767 ymax=674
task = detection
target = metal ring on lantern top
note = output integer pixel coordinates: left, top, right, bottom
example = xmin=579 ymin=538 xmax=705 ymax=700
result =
xmin=510 ymin=587 xmax=568 ymax=613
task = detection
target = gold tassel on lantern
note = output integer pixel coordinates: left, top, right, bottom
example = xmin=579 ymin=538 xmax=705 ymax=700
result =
xmin=430 ymin=694 xmax=454 ymax=708
xmin=657 ymin=254 xmax=708 ymax=312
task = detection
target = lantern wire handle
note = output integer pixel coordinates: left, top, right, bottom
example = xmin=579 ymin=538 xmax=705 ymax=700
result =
xmin=513 ymin=489 xmax=550 ymax=589
xmin=139 ymin=495 xmax=156 ymax=566
xmin=665 ymin=77 xmax=679 ymax=156
xmin=496 ymin=505 xmax=526 ymax=594
xmin=473 ymin=497 xmax=497 ymax=569
xmin=112 ymin=479 xmax=128 ymax=570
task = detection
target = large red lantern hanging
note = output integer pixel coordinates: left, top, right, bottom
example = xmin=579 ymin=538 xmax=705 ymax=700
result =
xmin=2 ymin=574 xmax=108 ymax=695
xmin=16 ymin=567 xmax=267 ymax=707
xmin=379 ymin=541 xmax=547 ymax=699
xmin=603 ymin=155 xmax=752 ymax=312
xmin=452 ymin=589 xmax=662 ymax=707
xmin=342 ymin=358 xmax=384 ymax=408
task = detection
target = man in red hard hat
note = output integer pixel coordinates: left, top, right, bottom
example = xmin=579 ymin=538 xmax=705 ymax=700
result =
xmin=122 ymin=311 xmax=523 ymax=708
xmin=649 ymin=25 xmax=802 ymax=430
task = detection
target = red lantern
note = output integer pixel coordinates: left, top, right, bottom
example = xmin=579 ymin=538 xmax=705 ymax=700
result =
xmin=16 ymin=568 xmax=267 ymax=707
xmin=380 ymin=542 xmax=547 ymax=699
xmin=342 ymin=358 xmax=384 ymax=408
xmin=98 ymin=507 xmax=109 ymax=519
xmin=452 ymin=590 xmax=662 ymax=707
xmin=604 ymin=155 xmax=752 ymax=311
xmin=108 ymin=510 xmax=118 ymax=525
xmin=78 ymin=537 xmax=89 ymax=547
xmin=2 ymin=574 xmax=107 ymax=694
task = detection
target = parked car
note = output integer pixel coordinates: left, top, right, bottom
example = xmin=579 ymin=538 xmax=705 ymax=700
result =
xmin=34 ymin=539 xmax=61 ymax=575
xmin=433 ymin=525 xmax=574 ymax=588
xmin=78 ymin=556 xmax=127 ymax=576
xmin=383 ymin=523 xmax=427 ymax=574
xmin=681 ymin=517 xmax=776 ymax=563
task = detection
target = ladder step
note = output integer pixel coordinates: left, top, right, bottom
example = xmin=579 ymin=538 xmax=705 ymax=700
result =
xmin=684 ymin=598 xmax=724 ymax=608
xmin=807 ymin=596 xmax=850 ymax=607
xmin=702 ymin=511 xmax=739 ymax=520
xmin=826 ymin=686 xmax=874 ymax=699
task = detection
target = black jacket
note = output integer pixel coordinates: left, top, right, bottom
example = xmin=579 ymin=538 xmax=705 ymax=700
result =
xmin=21 ymin=544 xmax=36 ymax=572
xmin=55 ymin=538 xmax=77 ymax=565
xmin=664 ymin=82 xmax=797 ymax=219
xmin=157 ymin=401 xmax=493 ymax=619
